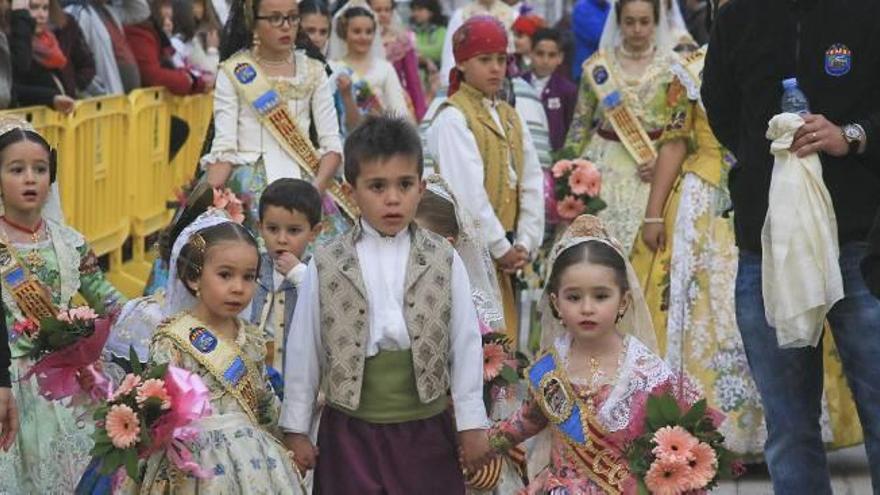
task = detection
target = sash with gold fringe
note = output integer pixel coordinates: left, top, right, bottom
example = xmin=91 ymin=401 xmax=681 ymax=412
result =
xmin=220 ymin=51 xmax=358 ymax=220
xmin=528 ymin=351 xmax=630 ymax=494
xmin=582 ymin=51 xmax=659 ymax=165
xmin=156 ymin=313 xmax=263 ymax=424
xmin=0 ymin=239 xmax=58 ymax=323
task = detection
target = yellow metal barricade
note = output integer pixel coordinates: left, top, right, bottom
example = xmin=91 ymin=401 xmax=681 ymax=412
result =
xmin=169 ymin=92 xmax=213 ymax=190
xmin=66 ymin=96 xmax=141 ymax=296
xmin=126 ymin=88 xmax=173 ymax=282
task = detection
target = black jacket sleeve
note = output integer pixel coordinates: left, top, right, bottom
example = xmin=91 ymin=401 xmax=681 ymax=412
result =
xmin=66 ymin=17 xmax=96 ymax=91
xmin=701 ymin=3 xmax=741 ymax=155
xmin=8 ymin=10 xmax=34 ymax=75
xmin=0 ymin=299 xmax=11 ymax=389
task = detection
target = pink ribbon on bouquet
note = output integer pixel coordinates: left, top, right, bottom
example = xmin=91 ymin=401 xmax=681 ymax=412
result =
xmin=21 ymin=317 xmax=112 ymax=402
xmin=145 ymin=366 xmax=213 ymax=478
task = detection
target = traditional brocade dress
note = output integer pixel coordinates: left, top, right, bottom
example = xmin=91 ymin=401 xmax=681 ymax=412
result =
xmin=562 ymin=49 xmax=678 ymax=254
xmin=131 ymin=313 xmax=301 ymax=494
xmin=330 ymin=58 xmax=411 ymax=125
xmin=490 ymin=335 xmax=699 ymax=494
xmin=0 ymin=220 xmax=125 ymax=493
xmin=202 ymin=49 xmax=347 ymax=240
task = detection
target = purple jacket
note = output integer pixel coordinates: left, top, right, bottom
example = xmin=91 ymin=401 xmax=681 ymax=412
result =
xmin=523 ymin=71 xmax=578 ymax=152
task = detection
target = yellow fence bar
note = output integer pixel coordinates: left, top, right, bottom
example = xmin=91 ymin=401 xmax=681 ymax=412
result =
xmin=169 ymin=93 xmax=213 ymax=190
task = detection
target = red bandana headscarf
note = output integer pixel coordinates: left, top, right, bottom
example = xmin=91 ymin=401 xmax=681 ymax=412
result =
xmin=448 ymin=15 xmax=508 ymax=96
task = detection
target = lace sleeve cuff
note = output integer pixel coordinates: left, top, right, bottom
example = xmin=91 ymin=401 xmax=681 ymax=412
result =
xmin=199 ymin=150 xmax=252 ymax=169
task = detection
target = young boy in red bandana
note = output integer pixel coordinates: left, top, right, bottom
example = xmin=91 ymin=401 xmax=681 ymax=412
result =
xmin=426 ymin=16 xmax=544 ymax=345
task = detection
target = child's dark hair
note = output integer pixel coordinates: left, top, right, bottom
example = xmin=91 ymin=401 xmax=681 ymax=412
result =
xmin=258 ymin=178 xmax=323 ymax=226
xmin=158 ymin=181 xmax=215 ymax=264
xmin=532 ymin=28 xmax=563 ymax=51
xmin=176 ymin=222 xmax=260 ymax=295
xmin=415 ymin=190 xmax=459 ymax=239
xmin=614 ymin=0 xmax=660 ymax=25
xmin=546 ymin=240 xmax=629 ymax=305
xmin=0 ymin=128 xmax=58 ymax=183
xmin=410 ymin=0 xmax=447 ymax=27
xmin=343 ymin=114 xmax=423 ymax=184
xmin=334 ymin=5 xmax=376 ymax=40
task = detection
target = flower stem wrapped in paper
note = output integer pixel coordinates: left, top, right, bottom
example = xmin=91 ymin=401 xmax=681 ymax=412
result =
xmin=21 ymin=306 xmax=115 ymax=405
xmin=76 ymin=347 xmax=213 ymax=493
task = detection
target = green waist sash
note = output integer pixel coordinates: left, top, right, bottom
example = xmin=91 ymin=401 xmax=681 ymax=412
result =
xmin=332 ymin=349 xmax=448 ymax=424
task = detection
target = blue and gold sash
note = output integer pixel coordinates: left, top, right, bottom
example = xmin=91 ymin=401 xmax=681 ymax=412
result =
xmin=220 ymin=51 xmax=358 ymax=220
xmin=156 ymin=313 xmax=263 ymax=424
xmin=582 ymin=50 xmax=658 ymax=165
xmin=528 ymin=351 xmax=629 ymax=494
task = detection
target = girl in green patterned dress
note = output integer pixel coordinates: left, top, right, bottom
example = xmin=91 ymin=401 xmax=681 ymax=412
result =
xmin=0 ymin=118 xmax=126 ymax=493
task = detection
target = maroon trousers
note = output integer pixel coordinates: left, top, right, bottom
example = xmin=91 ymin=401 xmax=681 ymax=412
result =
xmin=314 ymin=407 xmax=466 ymax=494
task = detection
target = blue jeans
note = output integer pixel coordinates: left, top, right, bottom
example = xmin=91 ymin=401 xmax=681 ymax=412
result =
xmin=736 ymin=243 xmax=880 ymax=494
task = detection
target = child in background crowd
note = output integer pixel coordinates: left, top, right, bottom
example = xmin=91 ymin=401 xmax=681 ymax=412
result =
xmin=409 ymin=0 xmax=445 ymax=99
xmin=510 ymin=13 xmax=544 ymax=73
xmin=370 ymin=0 xmax=427 ymax=120
xmin=522 ymin=27 xmax=576 ymax=154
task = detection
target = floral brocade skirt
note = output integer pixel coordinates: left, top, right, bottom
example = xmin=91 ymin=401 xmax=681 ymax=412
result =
xmin=132 ymin=413 xmax=303 ymax=495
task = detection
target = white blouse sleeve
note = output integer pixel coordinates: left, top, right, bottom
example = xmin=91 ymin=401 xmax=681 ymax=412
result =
xmin=279 ymin=261 xmax=323 ymax=434
xmin=440 ymin=9 xmax=463 ymax=82
xmin=200 ymin=69 xmax=249 ymax=167
xmin=311 ymin=67 xmax=343 ymax=156
xmin=514 ymin=109 xmax=546 ymax=255
xmin=426 ymin=106 xmax=512 ymax=259
xmin=449 ymin=252 xmax=489 ymax=431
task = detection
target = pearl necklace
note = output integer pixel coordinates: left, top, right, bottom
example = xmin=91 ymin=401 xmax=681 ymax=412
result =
xmin=618 ymin=43 xmax=655 ymax=61
xmin=254 ymin=49 xmax=295 ymax=67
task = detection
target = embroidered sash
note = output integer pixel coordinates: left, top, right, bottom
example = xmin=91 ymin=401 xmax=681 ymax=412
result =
xmin=582 ymin=51 xmax=658 ymax=165
xmin=527 ymin=351 xmax=630 ymax=495
xmin=220 ymin=51 xmax=358 ymax=220
xmin=157 ymin=313 xmax=263 ymax=424
xmin=0 ymin=239 xmax=57 ymax=322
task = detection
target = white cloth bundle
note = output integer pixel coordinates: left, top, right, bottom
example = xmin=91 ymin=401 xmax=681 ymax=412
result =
xmin=761 ymin=113 xmax=844 ymax=348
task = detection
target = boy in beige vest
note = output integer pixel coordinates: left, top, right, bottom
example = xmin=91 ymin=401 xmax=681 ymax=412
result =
xmin=280 ymin=115 xmax=491 ymax=494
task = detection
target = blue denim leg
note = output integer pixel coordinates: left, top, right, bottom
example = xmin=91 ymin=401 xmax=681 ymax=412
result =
xmin=825 ymin=242 xmax=880 ymax=494
xmin=735 ymin=250 xmax=831 ymax=495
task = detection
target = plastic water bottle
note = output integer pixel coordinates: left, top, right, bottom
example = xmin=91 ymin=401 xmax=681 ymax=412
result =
xmin=781 ymin=78 xmax=810 ymax=115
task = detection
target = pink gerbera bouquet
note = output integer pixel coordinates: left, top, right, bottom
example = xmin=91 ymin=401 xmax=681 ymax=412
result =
xmin=550 ymin=158 xmax=606 ymax=221
xmin=622 ymin=391 xmax=742 ymax=494
xmin=89 ymin=348 xmax=213 ymax=483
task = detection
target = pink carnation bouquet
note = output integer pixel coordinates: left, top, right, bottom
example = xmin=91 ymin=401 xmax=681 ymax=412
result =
xmin=212 ymin=187 xmax=245 ymax=224
xmin=480 ymin=323 xmax=528 ymax=416
xmin=89 ymin=349 xmax=213 ymax=484
xmin=620 ymin=390 xmax=742 ymax=494
xmin=21 ymin=306 xmax=114 ymax=404
xmin=550 ymin=158 xmax=607 ymax=221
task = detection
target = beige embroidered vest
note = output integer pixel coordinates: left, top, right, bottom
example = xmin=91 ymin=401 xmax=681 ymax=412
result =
xmin=442 ymin=82 xmax=525 ymax=231
xmin=315 ymin=223 xmax=454 ymax=411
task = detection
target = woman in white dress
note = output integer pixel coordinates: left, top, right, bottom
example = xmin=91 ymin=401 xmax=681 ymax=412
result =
xmin=327 ymin=0 xmax=410 ymax=133
xmin=203 ymin=0 xmax=346 ymax=237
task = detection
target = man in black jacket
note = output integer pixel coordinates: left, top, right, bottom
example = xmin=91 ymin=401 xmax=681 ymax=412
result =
xmin=703 ymin=0 xmax=880 ymax=492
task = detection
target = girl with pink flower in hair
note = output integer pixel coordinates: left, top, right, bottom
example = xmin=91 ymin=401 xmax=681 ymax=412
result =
xmin=489 ymin=215 xmax=704 ymax=494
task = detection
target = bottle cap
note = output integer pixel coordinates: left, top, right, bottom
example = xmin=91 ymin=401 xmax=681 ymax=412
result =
xmin=782 ymin=77 xmax=799 ymax=89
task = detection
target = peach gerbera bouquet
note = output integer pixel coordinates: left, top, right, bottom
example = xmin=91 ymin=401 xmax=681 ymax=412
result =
xmin=87 ymin=348 xmax=212 ymax=484
xmin=622 ymin=391 xmax=742 ymax=494
xmin=550 ymin=158 xmax=606 ymax=222
xmin=480 ymin=323 xmax=528 ymax=416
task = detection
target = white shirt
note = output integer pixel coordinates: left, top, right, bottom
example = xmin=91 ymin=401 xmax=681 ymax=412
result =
xmin=280 ymin=223 xmax=488 ymax=433
xmin=426 ymin=99 xmax=545 ymax=259
xmin=532 ymin=75 xmax=550 ymax=95
xmin=201 ymin=51 xmax=342 ymax=184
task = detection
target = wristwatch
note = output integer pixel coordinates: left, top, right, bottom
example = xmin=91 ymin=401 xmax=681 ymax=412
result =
xmin=842 ymin=123 xmax=866 ymax=155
